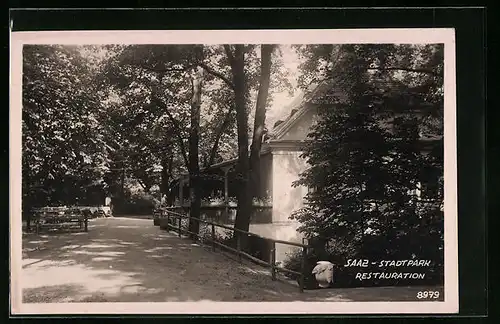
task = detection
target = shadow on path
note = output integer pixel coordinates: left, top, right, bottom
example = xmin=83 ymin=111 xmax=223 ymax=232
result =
xmin=22 ymin=218 xmax=443 ymax=303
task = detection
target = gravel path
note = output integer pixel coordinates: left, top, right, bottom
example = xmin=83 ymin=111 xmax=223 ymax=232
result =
xmin=21 ymin=217 xmax=443 ymax=303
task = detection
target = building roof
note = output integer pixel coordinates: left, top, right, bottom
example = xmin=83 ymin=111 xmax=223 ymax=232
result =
xmin=267 ymin=82 xmax=323 ymax=140
xmin=193 ymin=87 xmax=318 ymax=174
xmin=195 ymin=81 xmax=337 ymax=173
xmin=202 ymin=147 xmax=272 ymax=172
xmin=174 ymin=76 xmax=443 ymax=179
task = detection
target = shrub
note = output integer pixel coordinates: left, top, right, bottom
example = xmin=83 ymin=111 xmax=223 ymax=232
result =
xmin=197 ymin=227 xmax=273 ymax=265
xmin=281 ymin=240 xmax=444 ymax=289
xmin=198 ymin=226 xmax=234 ymax=249
xmin=281 ymin=248 xmax=322 ymax=290
xmin=113 ymin=191 xmax=156 ymax=215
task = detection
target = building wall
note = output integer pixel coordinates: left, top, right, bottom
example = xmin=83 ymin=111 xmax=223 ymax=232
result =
xmin=201 ymin=152 xmax=303 ymax=263
xmin=269 ymin=150 xmax=309 ymax=262
xmin=271 ymin=150 xmax=308 ymax=223
xmin=262 ymin=107 xmax=318 ymax=262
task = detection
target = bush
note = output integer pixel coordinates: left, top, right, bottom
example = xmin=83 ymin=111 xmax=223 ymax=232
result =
xmin=198 ymin=226 xmax=233 ymax=249
xmin=113 ymin=191 xmax=157 ymax=215
xmin=281 ymin=240 xmax=444 ymax=289
xmin=281 ymin=248 xmax=322 ymax=290
xmin=197 ymin=227 xmax=273 ymax=265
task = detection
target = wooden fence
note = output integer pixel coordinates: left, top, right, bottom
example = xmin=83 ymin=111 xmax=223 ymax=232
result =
xmin=159 ymin=209 xmax=310 ymax=292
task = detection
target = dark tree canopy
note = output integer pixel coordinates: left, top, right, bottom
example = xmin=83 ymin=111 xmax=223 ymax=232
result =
xmin=22 ymin=45 xmax=109 ymax=208
xmin=291 ymin=44 xmax=444 ymax=274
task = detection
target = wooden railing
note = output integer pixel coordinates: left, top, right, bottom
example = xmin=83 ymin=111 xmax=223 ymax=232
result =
xmin=156 ymin=205 xmax=273 ymax=225
xmin=159 ymin=209 xmax=310 ymax=292
xmin=163 ymin=202 xmax=273 ymax=208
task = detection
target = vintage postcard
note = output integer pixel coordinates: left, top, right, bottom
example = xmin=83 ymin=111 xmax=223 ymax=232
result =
xmin=10 ymin=28 xmax=458 ymax=315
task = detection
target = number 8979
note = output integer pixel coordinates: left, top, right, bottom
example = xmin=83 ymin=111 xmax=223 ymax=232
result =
xmin=416 ymin=291 xmax=440 ymax=299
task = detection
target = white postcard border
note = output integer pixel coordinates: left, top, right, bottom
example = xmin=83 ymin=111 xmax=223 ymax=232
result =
xmin=10 ymin=28 xmax=458 ymax=315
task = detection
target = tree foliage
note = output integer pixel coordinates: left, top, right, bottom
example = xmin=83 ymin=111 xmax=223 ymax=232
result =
xmin=291 ymin=44 xmax=444 ymax=276
xmin=21 ymin=44 xmax=291 ymax=215
xmin=22 ymin=45 xmax=109 ymax=208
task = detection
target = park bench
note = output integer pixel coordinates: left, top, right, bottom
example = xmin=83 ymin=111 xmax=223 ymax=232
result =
xmin=32 ymin=207 xmax=89 ymax=234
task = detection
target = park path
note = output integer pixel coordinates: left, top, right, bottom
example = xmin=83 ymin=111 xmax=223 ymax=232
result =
xmin=21 ymin=217 xmax=439 ymax=303
xmin=22 ymin=217 xmax=308 ymax=302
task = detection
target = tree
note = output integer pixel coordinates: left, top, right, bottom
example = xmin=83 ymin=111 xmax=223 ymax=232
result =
xmin=291 ymin=44 xmax=444 ymax=277
xmin=101 ymin=44 xmax=239 ymax=236
xmin=223 ymin=45 xmax=251 ymax=237
xmin=22 ymin=43 xmax=288 ymax=239
xmin=231 ymin=44 xmax=276 ymax=242
xmin=220 ymin=45 xmax=281 ymax=245
xmin=187 ymin=65 xmax=204 ymax=238
xmin=249 ymin=45 xmax=275 ymax=200
xmin=22 ymin=45 xmax=109 ymax=210
xmin=117 ymin=43 xmax=287 ymax=241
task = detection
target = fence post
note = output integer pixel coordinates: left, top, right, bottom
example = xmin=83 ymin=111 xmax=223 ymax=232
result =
xmin=237 ymin=233 xmax=242 ymax=262
xmin=300 ymin=245 xmax=307 ymax=293
xmin=270 ymin=241 xmax=276 ymax=280
xmin=211 ymin=223 xmax=215 ymax=252
xmin=84 ymin=217 xmax=88 ymax=232
xmin=166 ymin=212 xmax=170 ymax=232
xmin=178 ymin=216 xmax=182 ymax=237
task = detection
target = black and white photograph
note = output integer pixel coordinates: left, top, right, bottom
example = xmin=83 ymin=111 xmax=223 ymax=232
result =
xmin=10 ymin=29 xmax=458 ymax=314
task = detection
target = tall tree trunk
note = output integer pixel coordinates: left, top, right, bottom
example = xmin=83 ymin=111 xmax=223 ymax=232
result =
xmin=120 ymin=166 xmax=125 ymax=199
xmin=166 ymin=153 xmax=174 ymax=205
xmin=23 ymin=161 xmax=32 ymax=230
xmin=188 ymin=65 xmax=204 ymax=240
xmin=228 ymin=45 xmax=253 ymax=242
xmin=249 ymin=45 xmax=275 ymax=199
xmin=161 ymin=151 xmax=173 ymax=203
xmin=160 ymin=147 xmax=172 ymax=192
xmin=160 ymin=157 xmax=169 ymax=196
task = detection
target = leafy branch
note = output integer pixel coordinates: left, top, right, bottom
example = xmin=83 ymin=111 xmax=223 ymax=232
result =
xmin=126 ymin=61 xmax=235 ymax=91
xmin=198 ymin=62 xmax=235 ymax=90
xmin=151 ymin=95 xmax=189 ymax=169
xmin=205 ymin=108 xmax=234 ymax=168
xmin=367 ymin=66 xmax=442 ymax=77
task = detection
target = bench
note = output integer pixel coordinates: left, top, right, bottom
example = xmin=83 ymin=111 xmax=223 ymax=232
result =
xmin=32 ymin=207 xmax=89 ymax=234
